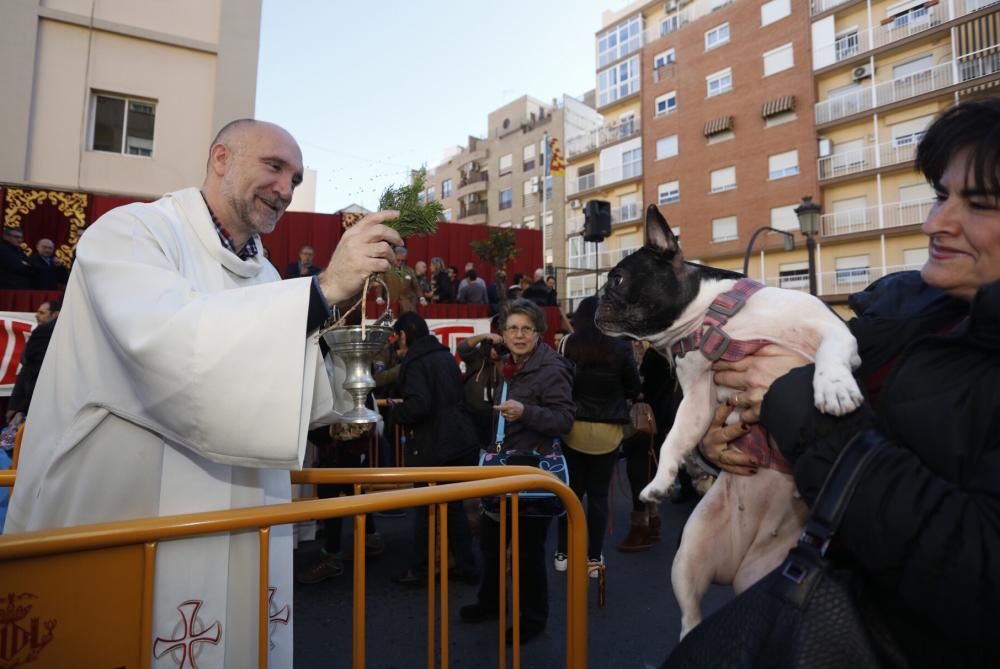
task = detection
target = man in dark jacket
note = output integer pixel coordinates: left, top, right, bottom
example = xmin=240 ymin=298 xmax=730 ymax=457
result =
xmin=389 ymin=311 xmax=480 ymax=585
xmin=521 ymin=268 xmax=556 ymax=307
xmin=0 ymin=227 xmax=37 ymax=289
xmin=7 ymin=299 xmax=61 ymax=422
xmin=28 ymin=239 xmax=70 ymax=290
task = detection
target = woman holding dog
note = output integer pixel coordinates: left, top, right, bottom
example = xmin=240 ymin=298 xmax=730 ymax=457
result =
xmin=696 ymin=98 xmax=1000 ymax=666
xmin=460 ymin=299 xmax=575 ymax=645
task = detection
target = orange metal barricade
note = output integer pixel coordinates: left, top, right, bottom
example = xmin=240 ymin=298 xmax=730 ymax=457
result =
xmin=0 ymin=467 xmax=587 ymax=669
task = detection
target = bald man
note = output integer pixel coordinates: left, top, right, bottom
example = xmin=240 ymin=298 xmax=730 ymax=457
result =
xmin=5 ymin=119 xmax=402 ymax=668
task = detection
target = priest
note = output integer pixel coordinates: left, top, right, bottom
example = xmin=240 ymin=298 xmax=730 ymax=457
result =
xmin=4 ymin=119 xmax=402 ymax=668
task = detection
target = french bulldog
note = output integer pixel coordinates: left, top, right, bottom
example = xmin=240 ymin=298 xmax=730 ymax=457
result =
xmin=596 ymin=204 xmax=863 ymax=637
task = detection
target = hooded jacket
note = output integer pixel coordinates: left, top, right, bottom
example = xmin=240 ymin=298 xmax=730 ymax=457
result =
xmin=497 ymin=343 xmax=575 ymax=453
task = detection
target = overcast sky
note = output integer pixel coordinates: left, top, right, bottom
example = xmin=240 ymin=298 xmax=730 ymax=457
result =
xmin=255 ymin=0 xmax=631 ymax=212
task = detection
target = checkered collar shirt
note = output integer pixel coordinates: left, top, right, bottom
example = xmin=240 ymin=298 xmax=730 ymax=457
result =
xmin=200 ymin=192 xmax=258 ymax=261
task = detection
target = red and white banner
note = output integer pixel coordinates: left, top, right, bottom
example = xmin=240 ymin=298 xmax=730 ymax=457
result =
xmin=0 ymin=311 xmax=35 ymax=397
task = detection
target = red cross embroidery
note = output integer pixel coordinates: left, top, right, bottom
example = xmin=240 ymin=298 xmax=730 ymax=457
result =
xmin=153 ymin=600 xmax=222 ymax=669
xmin=267 ymin=586 xmax=290 ymax=651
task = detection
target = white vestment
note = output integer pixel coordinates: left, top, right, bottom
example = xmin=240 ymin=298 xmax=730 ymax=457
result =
xmin=5 ymin=187 xmax=349 ymax=668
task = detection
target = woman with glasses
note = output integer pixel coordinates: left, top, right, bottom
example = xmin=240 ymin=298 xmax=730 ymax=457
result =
xmin=460 ymin=299 xmax=575 ymax=645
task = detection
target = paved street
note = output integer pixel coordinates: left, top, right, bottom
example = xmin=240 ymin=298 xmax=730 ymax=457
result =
xmin=293 ymin=462 xmax=732 ymax=668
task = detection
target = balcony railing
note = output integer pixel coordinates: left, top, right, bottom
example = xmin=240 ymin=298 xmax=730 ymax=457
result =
xmin=817 ymin=48 xmax=1000 ymax=125
xmin=460 ymin=202 xmax=488 ymax=218
xmin=566 ymin=118 xmax=642 ymax=159
xmin=766 ymin=264 xmax=922 ymax=295
xmin=567 ymin=164 xmax=643 ymax=196
xmin=820 ymin=198 xmax=935 ymax=236
xmin=818 ymin=137 xmax=920 ymax=180
xmin=614 ymin=203 xmax=642 ymax=226
xmin=599 ymin=246 xmax=639 ymax=269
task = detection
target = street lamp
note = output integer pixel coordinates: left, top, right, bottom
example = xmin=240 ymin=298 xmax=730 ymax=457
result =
xmin=742 ymin=227 xmax=795 ymax=277
xmin=794 ymin=195 xmax=822 ymax=296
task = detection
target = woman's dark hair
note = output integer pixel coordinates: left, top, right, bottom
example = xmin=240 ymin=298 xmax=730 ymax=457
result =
xmin=502 ymin=298 xmax=546 ymax=335
xmin=565 ymin=296 xmax=615 ymax=366
xmin=467 ymin=268 xmax=478 ymax=280
xmin=916 ymin=98 xmax=1000 ymax=197
xmin=393 ymin=310 xmax=430 ymax=342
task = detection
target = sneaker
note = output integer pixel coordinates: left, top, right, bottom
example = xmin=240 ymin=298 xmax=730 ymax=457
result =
xmin=296 ymin=553 xmax=344 ymax=584
xmin=587 ymin=555 xmax=605 ymax=579
xmin=553 ymin=552 xmax=568 ymax=572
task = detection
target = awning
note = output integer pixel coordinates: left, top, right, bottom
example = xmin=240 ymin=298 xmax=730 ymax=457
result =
xmin=761 ymin=95 xmax=796 ymax=118
xmin=703 ymin=115 xmax=733 ymax=136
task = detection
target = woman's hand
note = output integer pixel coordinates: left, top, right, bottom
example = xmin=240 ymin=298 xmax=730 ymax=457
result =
xmin=699 ymin=402 xmax=758 ymax=476
xmin=711 ymin=345 xmax=811 ymax=423
xmin=496 ymin=399 xmax=525 ymax=422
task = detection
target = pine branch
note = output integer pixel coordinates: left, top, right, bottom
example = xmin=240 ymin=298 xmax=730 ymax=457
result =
xmin=378 ymin=167 xmax=442 ymax=238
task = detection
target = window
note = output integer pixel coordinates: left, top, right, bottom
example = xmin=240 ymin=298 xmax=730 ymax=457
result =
xmin=902 ymin=247 xmax=928 ymax=269
xmin=523 ymin=143 xmax=536 ymax=171
xmin=708 ymin=129 xmax=735 ymax=144
xmin=597 ymin=15 xmax=643 ymax=68
xmin=618 ymin=193 xmax=640 ymax=223
xmin=499 ymin=153 xmax=512 ymax=175
xmin=835 ymin=255 xmax=870 ymax=286
xmin=443 ymin=209 xmax=453 ymax=221
xmin=763 ymin=43 xmax=794 ymax=76
xmin=710 ymin=166 xmax=737 ymax=193
xmin=441 ymin=178 xmax=452 ymax=198
xmin=597 ymin=56 xmax=640 ymax=107
xmin=499 ymin=188 xmax=512 ymax=210
xmin=656 ymin=135 xmax=678 ymax=160
xmin=706 ymin=68 xmax=733 ymax=97
xmin=890 ymin=5 xmax=930 ymax=28
xmin=830 ymin=196 xmax=868 ymax=234
xmin=658 ymin=180 xmax=680 ymax=205
xmin=618 ymin=113 xmax=637 ymax=137
xmin=568 ymin=236 xmax=597 ymax=269
xmin=577 ymin=164 xmax=596 ymax=192
xmin=653 ymin=49 xmax=676 ymax=69
xmin=890 ymin=115 xmax=933 ymax=147
xmin=655 ymin=91 xmax=677 ymax=117
xmin=622 ymin=148 xmax=642 ymax=179
xmin=768 ymin=150 xmax=799 ymax=179
xmin=705 ymin=23 xmax=730 ymax=51
xmin=835 ymin=29 xmax=860 ymax=60
xmin=765 ymin=110 xmax=797 ymax=128
xmin=711 ymin=216 xmax=738 ymax=242
xmin=91 ymin=93 xmax=156 ymax=156
xmin=893 ymin=54 xmax=933 ymax=80
xmin=661 ymin=12 xmax=680 ymax=36
xmin=426 ymin=186 xmax=436 ymax=202
xmin=761 ymin=0 xmax=791 ymax=26
xmin=523 ymin=215 xmax=536 ymax=229
xmin=779 ymin=262 xmax=810 ymax=290
xmin=770 ymin=204 xmax=799 ymax=231
xmin=899 ymin=182 xmax=933 ymax=201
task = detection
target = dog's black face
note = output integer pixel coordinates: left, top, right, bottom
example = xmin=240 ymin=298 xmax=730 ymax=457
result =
xmin=596 ymin=204 xmax=740 ymax=339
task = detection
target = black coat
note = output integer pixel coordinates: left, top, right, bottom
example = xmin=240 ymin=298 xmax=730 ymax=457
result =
xmin=761 ymin=272 xmax=1000 ymax=667
xmin=0 ymin=241 xmax=37 ymax=289
xmin=497 ymin=343 xmax=575 ymax=453
xmin=561 ymin=334 xmax=640 ymax=423
xmin=390 ymin=334 xmax=478 ymax=466
xmin=28 ymin=255 xmax=69 ymax=290
xmin=9 ymin=318 xmax=57 ymax=414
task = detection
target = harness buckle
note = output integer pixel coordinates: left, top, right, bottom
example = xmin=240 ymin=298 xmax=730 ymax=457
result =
xmin=708 ymin=292 xmax=746 ymax=317
xmin=699 ymin=325 xmax=732 ymax=362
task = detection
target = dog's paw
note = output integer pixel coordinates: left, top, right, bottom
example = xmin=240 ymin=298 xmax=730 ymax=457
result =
xmin=813 ymin=367 xmax=864 ymax=416
xmin=640 ymin=478 xmax=672 ymax=504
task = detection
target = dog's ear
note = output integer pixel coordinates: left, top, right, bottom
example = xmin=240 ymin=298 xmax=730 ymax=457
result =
xmin=644 ymin=204 xmax=680 ymax=255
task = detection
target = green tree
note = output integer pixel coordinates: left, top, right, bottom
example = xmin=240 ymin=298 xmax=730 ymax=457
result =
xmin=471 ymin=228 xmax=520 ymax=273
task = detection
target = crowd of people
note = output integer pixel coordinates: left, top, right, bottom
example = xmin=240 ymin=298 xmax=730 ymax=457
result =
xmin=2 ymin=98 xmax=997 ymax=666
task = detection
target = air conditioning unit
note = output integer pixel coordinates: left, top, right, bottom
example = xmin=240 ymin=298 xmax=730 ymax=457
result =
xmin=570 ymin=199 xmax=582 ymax=209
xmin=851 ymin=64 xmax=873 ymax=81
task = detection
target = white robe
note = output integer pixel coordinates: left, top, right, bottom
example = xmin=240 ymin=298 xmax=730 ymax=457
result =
xmin=5 ymin=187 xmax=348 ymax=668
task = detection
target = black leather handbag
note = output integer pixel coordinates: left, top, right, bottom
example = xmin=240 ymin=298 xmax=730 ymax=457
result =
xmin=663 ymin=431 xmax=908 ymax=669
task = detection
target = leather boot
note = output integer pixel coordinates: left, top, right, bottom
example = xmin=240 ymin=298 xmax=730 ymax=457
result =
xmin=649 ymin=514 xmax=662 ymax=543
xmin=617 ymin=511 xmax=651 ymax=552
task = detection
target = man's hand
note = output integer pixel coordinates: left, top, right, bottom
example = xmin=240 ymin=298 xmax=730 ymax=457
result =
xmin=318 ymin=210 xmax=403 ymax=304
xmin=699 ymin=402 xmax=757 ymax=476
xmin=711 ymin=345 xmax=810 ymax=423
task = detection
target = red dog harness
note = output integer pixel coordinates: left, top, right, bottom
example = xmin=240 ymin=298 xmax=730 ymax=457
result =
xmin=670 ymin=278 xmax=791 ymax=474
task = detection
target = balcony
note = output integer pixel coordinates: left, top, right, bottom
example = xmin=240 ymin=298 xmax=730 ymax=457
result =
xmin=766 ymin=264 xmax=922 ymax=295
xmin=456 ymin=171 xmax=488 ymax=199
xmin=459 ymin=202 xmax=488 ymax=225
xmin=809 ymin=0 xmax=856 ymax=16
xmin=820 ymin=198 xmax=934 ymax=237
xmin=814 ymin=0 xmax=999 ymax=60
xmin=566 ymin=214 xmax=585 ymax=236
xmin=567 ymin=164 xmax=643 ymax=197
xmin=613 ymin=202 xmax=642 ymax=226
xmin=566 ymin=118 xmax=642 ymax=160
xmin=599 ymin=246 xmax=640 ymax=269
xmin=458 ymin=148 xmax=488 ymax=169
xmin=818 ymin=137 xmax=920 ymax=180
xmin=816 ymin=48 xmax=1000 ymax=125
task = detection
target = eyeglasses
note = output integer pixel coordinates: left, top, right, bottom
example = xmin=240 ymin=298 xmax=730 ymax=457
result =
xmin=504 ymin=326 xmax=536 ymax=336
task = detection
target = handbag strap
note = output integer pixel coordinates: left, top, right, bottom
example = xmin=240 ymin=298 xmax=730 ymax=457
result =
xmin=494 ymin=381 xmax=509 ymax=451
xmin=799 ymin=429 xmax=884 ymax=557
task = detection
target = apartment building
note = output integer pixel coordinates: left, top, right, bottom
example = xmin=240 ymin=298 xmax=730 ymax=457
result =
xmin=418 ymin=94 xmax=600 ymax=277
xmin=809 ymin=0 xmax=999 ymax=299
xmin=0 ymin=0 xmax=262 ymax=198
